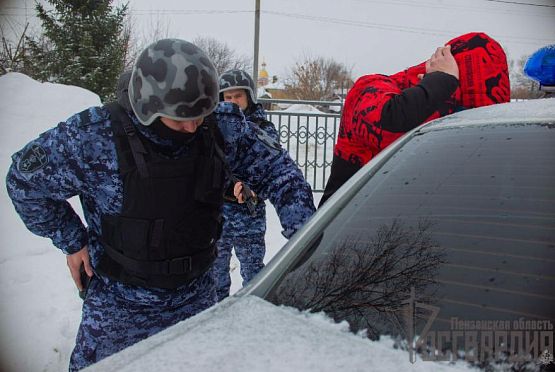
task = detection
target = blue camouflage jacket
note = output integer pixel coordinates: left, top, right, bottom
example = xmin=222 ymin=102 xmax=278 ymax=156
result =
xmin=6 ymin=101 xmax=315 ymax=305
xmin=220 ymin=103 xmax=280 ymax=237
xmin=247 ymin=103 xmax=279 ymax=141
xmin=227 ymin=104 xmax=281 ymax=203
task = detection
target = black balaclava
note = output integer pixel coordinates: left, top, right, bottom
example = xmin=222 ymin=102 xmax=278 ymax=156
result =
xmin=150 ymin=118 xmax=198 ymax=145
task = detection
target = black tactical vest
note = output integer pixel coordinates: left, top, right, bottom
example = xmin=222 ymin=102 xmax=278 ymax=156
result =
xmin=97 ymin=103 xmax=225 ymax=289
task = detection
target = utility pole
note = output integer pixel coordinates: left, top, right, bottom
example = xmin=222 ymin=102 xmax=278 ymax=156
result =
xmin=253 ymin=0 xmax=260 ymax=88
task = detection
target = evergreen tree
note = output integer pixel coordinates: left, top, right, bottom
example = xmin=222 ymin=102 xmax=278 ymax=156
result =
xmin=25 ymin=0 xmax=129 ymax=101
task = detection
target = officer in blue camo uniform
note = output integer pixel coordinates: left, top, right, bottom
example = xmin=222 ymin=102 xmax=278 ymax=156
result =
xmin=214 ymin=69 xmax=280 ymax=301
xmin=6 ymin=39 xmax=315 ymax=371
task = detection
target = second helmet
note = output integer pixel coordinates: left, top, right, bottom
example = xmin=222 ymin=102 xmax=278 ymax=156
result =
xmin=219 ymin=69 xmax=257 ymax=104
xmin=129 ymin=38 xmax=219 ymax=126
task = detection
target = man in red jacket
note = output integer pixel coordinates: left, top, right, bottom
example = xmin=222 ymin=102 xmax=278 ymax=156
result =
xmin=319 ymin=32 xmax=510 ymax=206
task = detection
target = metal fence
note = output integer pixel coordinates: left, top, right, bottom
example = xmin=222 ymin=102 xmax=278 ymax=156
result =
xmin=259 ymin=98 xmax=343 ymax=192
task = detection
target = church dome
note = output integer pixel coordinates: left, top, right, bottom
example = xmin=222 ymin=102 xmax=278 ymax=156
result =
xmin=258 ymin=60 xmax=269 ymax=86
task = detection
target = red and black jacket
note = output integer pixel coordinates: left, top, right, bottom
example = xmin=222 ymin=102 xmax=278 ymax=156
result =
xmin=320 ymin=32 xmax=510 ymax=206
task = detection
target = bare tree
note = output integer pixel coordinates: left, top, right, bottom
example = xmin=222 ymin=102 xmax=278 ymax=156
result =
xmin=284 ymin=55 xmax=353 ymax=101
xmin=192 ymin=36 xmax=251 ymax=75
xmin=268 ymin=219 xmax=444 ymax=339
xmin=0 ymin=22 xmax=30 ymax=75
xmin=125 ymin=12 xmax=171 ymax=71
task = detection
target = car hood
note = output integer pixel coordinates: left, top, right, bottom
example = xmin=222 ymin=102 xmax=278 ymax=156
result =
xmin=84 ymin=295 xmax=474 ymax=372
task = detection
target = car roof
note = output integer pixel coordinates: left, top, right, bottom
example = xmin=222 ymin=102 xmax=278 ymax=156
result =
xmin=419 ymin=98 xmax=555 ymax=132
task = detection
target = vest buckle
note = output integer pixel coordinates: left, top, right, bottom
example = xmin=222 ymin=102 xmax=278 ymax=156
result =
xmin=167 ymin=256 xmax=193 ymax=275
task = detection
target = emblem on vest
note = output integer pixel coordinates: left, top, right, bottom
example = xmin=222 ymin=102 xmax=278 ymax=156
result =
xmin=18 ymin=144 xmax=48 ymax=173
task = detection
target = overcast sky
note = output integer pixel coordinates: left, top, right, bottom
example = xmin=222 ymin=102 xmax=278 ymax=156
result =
xmin=2 ymin=0 xmax=555 ymax=80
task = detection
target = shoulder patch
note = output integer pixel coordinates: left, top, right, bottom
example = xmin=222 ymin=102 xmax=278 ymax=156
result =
xmin=254 ymin=126 xmax=281 ymax=150
xmin=18 ymin=144 xmax=49 ymax=173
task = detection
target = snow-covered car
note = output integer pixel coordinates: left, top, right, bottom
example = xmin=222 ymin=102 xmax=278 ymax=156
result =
xmin=86 ymin=98 xmax=555 ymax=372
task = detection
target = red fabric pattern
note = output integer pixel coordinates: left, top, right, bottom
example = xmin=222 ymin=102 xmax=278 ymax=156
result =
xmin=334 ymin=32 xmax=510 ymax=167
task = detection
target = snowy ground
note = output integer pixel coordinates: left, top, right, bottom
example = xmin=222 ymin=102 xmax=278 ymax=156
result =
xmin=0 ymin=73 xmax=322 ymax=372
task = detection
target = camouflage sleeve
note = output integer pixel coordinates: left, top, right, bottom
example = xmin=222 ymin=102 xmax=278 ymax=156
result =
xmin=259 ymin=120 xmax=280 ymax=142
xmin=252 ymin=136 xmax=315 ymax=239
xmin=5 ymin=114 xmax=89 ymax=254
xmin=215 ymin=102 xmax=315 ymax=238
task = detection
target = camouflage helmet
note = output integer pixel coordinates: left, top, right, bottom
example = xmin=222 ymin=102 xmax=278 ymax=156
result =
xmin=219 ymin=69 xmax=257 ymax=104
xmin=129 ymin=38 xmax=219 ymax=126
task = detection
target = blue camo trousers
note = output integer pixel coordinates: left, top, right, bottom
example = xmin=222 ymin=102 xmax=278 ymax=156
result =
xmin=69 ymin=273 xmax=216 ymax=371
xmin=214 ymin=235 xmax=266 ymax=301
xmin=214 ymin=202 xmax=267 ymax=301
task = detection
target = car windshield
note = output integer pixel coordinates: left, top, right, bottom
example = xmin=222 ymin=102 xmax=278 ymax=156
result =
xmin=264 ymin=122 xmax=555 ymax=364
